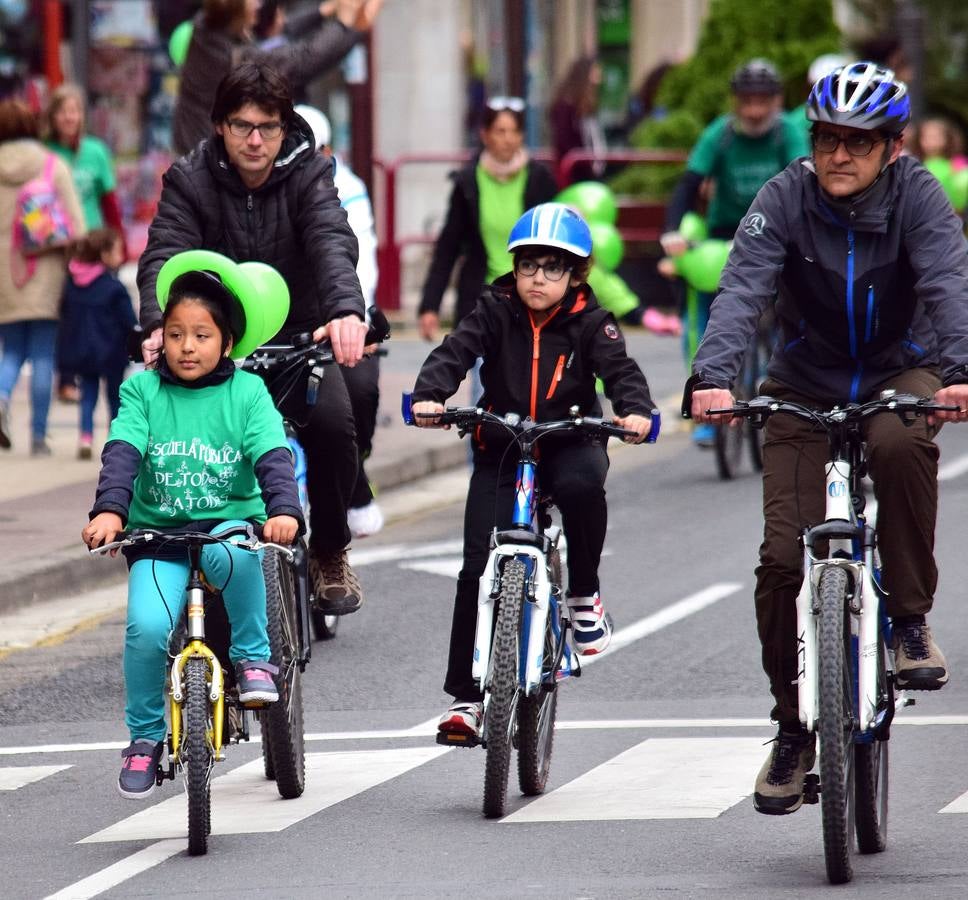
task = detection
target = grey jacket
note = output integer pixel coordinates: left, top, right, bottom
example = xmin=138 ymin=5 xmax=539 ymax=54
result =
xmin=688 ymin=155 xmax=968 ymax=405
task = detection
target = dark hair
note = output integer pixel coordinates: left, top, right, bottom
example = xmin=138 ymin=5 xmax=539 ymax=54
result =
xmin=71 ymin=227 xmax=121 ymax=263
xmin=0 ymin=98 xmax=39 ymax=142
xmin=553 ymin=57 xmax=600 ymax=116
xmin=513 ymin=247 xmax=591 ymax=283
xmin=164 ymin=272 xmax=241 ymax=355
xmin=203 ymin=0 xmax=246 ymax=31
xmin=481 ymin=104 xmax=525 ymax=132
xmin=211 ymin=61 xmax=294 ymax=128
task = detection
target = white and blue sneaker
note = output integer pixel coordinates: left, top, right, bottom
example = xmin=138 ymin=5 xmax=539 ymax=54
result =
xmin=567 ymin=592 xmax=612 ymax=655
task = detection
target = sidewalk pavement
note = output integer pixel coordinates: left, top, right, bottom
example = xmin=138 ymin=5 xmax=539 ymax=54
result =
xmin=0 ymin=325 xmax=684 ymax=614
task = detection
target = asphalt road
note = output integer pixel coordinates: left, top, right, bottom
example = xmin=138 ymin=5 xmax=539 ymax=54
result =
xmin=4 ymin=339 xmax=968 ymax=898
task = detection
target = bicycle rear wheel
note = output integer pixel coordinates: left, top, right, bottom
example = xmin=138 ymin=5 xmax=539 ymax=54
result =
xmin=483 ymin=558 xmax=525 ymax=819
xmin=714 ymin=421 xmax=745 ymax=479
xmin=183 ymin=657 xmax=213 ymax=856
xmin=259 ymin=549 xmax=306 ymax=799
xmin=855 ymin=630 xmax=890 ymax=853
xmin=818 ymin=565 xmax=855 ymax=884
xmin=517 ymin=548 xmax=562 ymax=796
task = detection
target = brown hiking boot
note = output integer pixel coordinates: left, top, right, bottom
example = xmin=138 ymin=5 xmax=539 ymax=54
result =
xmin=309 ymin=549 xmax=363 ymax=615
xmin=892 ymin=622 xmax=948 ymax=690
xmin=753 ymin=729 xmax=816 ymax=815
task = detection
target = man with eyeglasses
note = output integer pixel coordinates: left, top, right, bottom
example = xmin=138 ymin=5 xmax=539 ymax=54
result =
xmin=683 ymin=62 xmax=968 ymax=816
xmin=138 ymin=61 xmax=370 ymax=615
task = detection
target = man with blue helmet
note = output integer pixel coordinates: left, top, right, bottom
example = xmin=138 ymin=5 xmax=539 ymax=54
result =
xmin=411 ymin=202 xmax=657 ymax=739
xmin=684 ymin=62 xmax=968 ymax=815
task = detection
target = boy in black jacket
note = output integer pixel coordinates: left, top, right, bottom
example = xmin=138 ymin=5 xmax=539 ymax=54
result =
xmin=411 ymin=203 xmax=657 ymax=738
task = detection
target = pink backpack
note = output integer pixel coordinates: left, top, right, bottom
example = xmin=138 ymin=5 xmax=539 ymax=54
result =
xmin=10 ymin=154 xmax=75 ymax=287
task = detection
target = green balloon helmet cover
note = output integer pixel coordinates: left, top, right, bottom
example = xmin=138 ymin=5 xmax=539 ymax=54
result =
xmin=156 ymin=250 xmax=290 ymax=359
xmin=588 ymin=221 xmax=624 ymax=271
xmin=168 ymin=20 xmax=193 ymax=68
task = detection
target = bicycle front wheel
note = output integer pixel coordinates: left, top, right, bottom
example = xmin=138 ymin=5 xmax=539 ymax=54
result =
xmin=183 ymin=657 xmax=213 ymax=856
xmin=818 ymin=565 xmax=855 ymax=884
xmin=517 ymin=547 xmax=562 ymax=796
xmin=483 ymin=558 xmax=525 ymax=819
xmin=855 ymin=628 xmax=890 ymax=853
xmin=260 ymin=549 xmax=306 ymax=799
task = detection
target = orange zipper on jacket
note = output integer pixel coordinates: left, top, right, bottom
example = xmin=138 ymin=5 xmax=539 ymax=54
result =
xmin=527 ymin=307 xmax=562 ymax=419
xmin=546 ymin=354 xmax=566 ymax=400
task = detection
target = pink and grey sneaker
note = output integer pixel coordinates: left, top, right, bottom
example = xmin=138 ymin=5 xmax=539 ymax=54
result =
xmin=235 ymin=660 xmax=279 ymax=706
xmin=118 ymin=739 xmax=164 ymax=800
xmin=567 ymin=592 xmax=612 ymax=655
xmin=437 ymin=701 xmax=484 ymax=740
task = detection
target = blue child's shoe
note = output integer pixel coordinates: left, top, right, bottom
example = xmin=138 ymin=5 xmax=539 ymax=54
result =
xmin=692 ymin=423 xmax=716 ymax=449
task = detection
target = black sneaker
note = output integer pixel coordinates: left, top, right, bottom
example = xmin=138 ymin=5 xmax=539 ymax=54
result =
xmin=235 ymin=660 xmax=279 ymax=706
xmin=753 ymin=728 xmax=816 ymax=815
xmin=118 ymin=739 xmax=164 ymax=800
xmin=309 ymin=549 xmax=364 ymax=614
xmin=892 ymin=622 xmax=948 ymax=690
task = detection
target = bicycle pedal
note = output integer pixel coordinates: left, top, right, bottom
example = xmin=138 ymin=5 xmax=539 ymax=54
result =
xmin=436 ymin=730 xmax=481 ymax=748
xmin=802 ymin=773 xmax=820 ymax=804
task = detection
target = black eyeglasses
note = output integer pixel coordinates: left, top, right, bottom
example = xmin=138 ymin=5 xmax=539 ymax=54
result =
xmin=515 ymin=258 xmax=571 ymax=281
xmin=226 ymin=118 xmax=284 ymax=140
xmin=486 ymin=96 xmax=526 ymax=112
xmin=811 ymin=131 xmax=888 ymax=157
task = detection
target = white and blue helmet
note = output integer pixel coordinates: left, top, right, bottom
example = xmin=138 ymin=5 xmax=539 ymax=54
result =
xmin=807 ymin=61 xmax=910 ymax=135
xmin=507 ymin=203 xmax=593 ymax=258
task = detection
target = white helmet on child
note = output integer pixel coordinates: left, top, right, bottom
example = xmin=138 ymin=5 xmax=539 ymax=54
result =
xmin=294 ymin=104 xmax=331 ymax=151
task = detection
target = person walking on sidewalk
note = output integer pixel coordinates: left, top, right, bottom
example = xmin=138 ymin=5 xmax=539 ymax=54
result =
xmin=137 ymin=61 xmax=368 ymax=615
xmin=57 ymin=228 xmax=135 ymax=459
xmin=0 ymin=96 xmax=85 ymax=455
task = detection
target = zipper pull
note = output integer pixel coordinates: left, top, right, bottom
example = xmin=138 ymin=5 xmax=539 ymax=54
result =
xmin=247 ymin=194 xmax=253 ymax=211
xmin=533 ymin=331 xmax=540 ymax=360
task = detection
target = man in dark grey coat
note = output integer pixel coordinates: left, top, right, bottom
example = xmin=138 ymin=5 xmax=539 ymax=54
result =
xmin=139 ymin=61 xmax=369 ymax=614
xmin=684 ymin=62 xmax=968 ymax=815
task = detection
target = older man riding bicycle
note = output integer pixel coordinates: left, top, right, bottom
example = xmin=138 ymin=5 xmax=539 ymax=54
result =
xmin=683 ymin=61 xmax=968 ymax=816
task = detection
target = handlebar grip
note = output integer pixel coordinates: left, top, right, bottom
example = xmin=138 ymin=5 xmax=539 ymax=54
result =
xmin=646 ymin=409 xmax=661 ymax=444
xmin=401 ymin=391 xmax=415 ymax=426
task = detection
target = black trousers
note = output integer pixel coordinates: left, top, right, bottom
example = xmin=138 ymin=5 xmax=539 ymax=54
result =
xmin=444 ymin=440 xmax=610 ymax=701
xmin=341 ymin=353 xmax=381 ymax=509
xmin=272 ymin=363 xmax=357 ymax=558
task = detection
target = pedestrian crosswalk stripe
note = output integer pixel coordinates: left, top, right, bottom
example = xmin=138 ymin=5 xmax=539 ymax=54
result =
xmin=0 ymin=764 xmax=71 ymax=790
xmin=502 ymin=738 xmax=766 ymax=822
xmin=80 ymin=746 xmax=449 ymax=843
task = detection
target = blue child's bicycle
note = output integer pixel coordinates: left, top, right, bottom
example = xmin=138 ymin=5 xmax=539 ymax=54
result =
xmin=404 ymin=394 xmax=659 ymax=817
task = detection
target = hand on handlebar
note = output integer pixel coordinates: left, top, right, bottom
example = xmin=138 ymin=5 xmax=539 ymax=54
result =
xmin=262 ymin=514 xmax=299 ymax=545
xmin=142 ymin=327 xmax=163 ymax=368
xmin=929 ymin=384 xmax=968 ymax=425
xmin=412 ymin=400 xmax=449 ymax=428
xmin=659 ymin=231 xmax=688 ymax=257
xmin=313 ymin=314 xmax=369 ymax=367
xmin=691 ymin=387 xmax=737 ymax=424
xmin=613 ymin=413 xmax=651 ymax=444
xmin=82 ymin=512 xmax=124 ymax=555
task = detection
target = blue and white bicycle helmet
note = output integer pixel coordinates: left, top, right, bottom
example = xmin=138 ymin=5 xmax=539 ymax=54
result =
xmin=807 ymin=61 xmax=910 ymax=134
xmin=506 ymin=203 xmax=593 ymax=258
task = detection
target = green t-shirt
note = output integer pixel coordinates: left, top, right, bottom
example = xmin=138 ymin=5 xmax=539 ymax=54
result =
xmin=686 ymin=113 xmax=810 ymax=232
xmin=108 ymin=368 xmax=290 ymax=529
xmin=47 ymin=135 xmax=116 ymax=229
xmin=476 ymin=164 xmax=528 ymax=283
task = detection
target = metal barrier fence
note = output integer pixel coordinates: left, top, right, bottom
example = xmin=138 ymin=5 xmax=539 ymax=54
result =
xmin=373 ymin=149 xmax=687 ymax=310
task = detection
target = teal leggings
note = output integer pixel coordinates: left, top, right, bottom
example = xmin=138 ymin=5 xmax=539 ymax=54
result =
xmin=123 ymin=520 xmax=270 ymax=742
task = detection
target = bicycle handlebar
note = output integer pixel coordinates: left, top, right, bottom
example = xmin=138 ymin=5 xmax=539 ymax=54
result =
xmin=400 ymin=392 xmax=660 ymax=443
xmin=89 ymin=524 xmax=295 ymax=562
xmin=707 ymin=393 xmax=958 ymax=429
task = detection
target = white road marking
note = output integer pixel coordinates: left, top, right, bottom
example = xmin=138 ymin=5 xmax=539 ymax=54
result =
xmin=503 ymin=737 xmax=766 ymax=822
xmin=81 ymin=746 xmax=448 ymax=843
xmin=939 ymin=453 xmax=968 ymax=481
xmin=0 ymin=764 xmax=71 ymax=790
xmin=579 ymin=582 xmax=744 ymax=667
xmin=350 ymin=539 xmax=463 ymax=567
xmin=399 ymin=558 xmax=463 ymax=579
xmin=45 ymin=839 xmax=185 ymax=900
xmin=939 ymin=791 xmax=968 ymax=814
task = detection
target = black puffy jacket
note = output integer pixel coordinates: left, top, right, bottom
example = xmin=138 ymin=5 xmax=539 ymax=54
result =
xmin=413 ymin=275 xmax=655 ymax=453
xmin=137 ymin=116 xmax=363 ymax=340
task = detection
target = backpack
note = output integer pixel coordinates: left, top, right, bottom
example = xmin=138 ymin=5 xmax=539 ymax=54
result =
xmin=10 ymin=153 xmax=75 ymax=287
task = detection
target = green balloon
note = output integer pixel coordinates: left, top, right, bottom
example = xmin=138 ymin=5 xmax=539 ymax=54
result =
xmin=678 ymin=211 xmax=708 ymax=243
xmin=949 ymin=168 xmax=968 ymax=211
xmin=156 ymin=250 xmax=290 ymax=359
xmin=675 ymin=240 xmax=732 ymax=293
xmin=923 ymin=156 xmax=953 ymax=184
xmin=588 ymin=221 xmax=624 ymax=271
xmin=556 ymin=181 xmax=618 ymax=225
xmin=169 ymin=20 xmax=193 ymax=68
